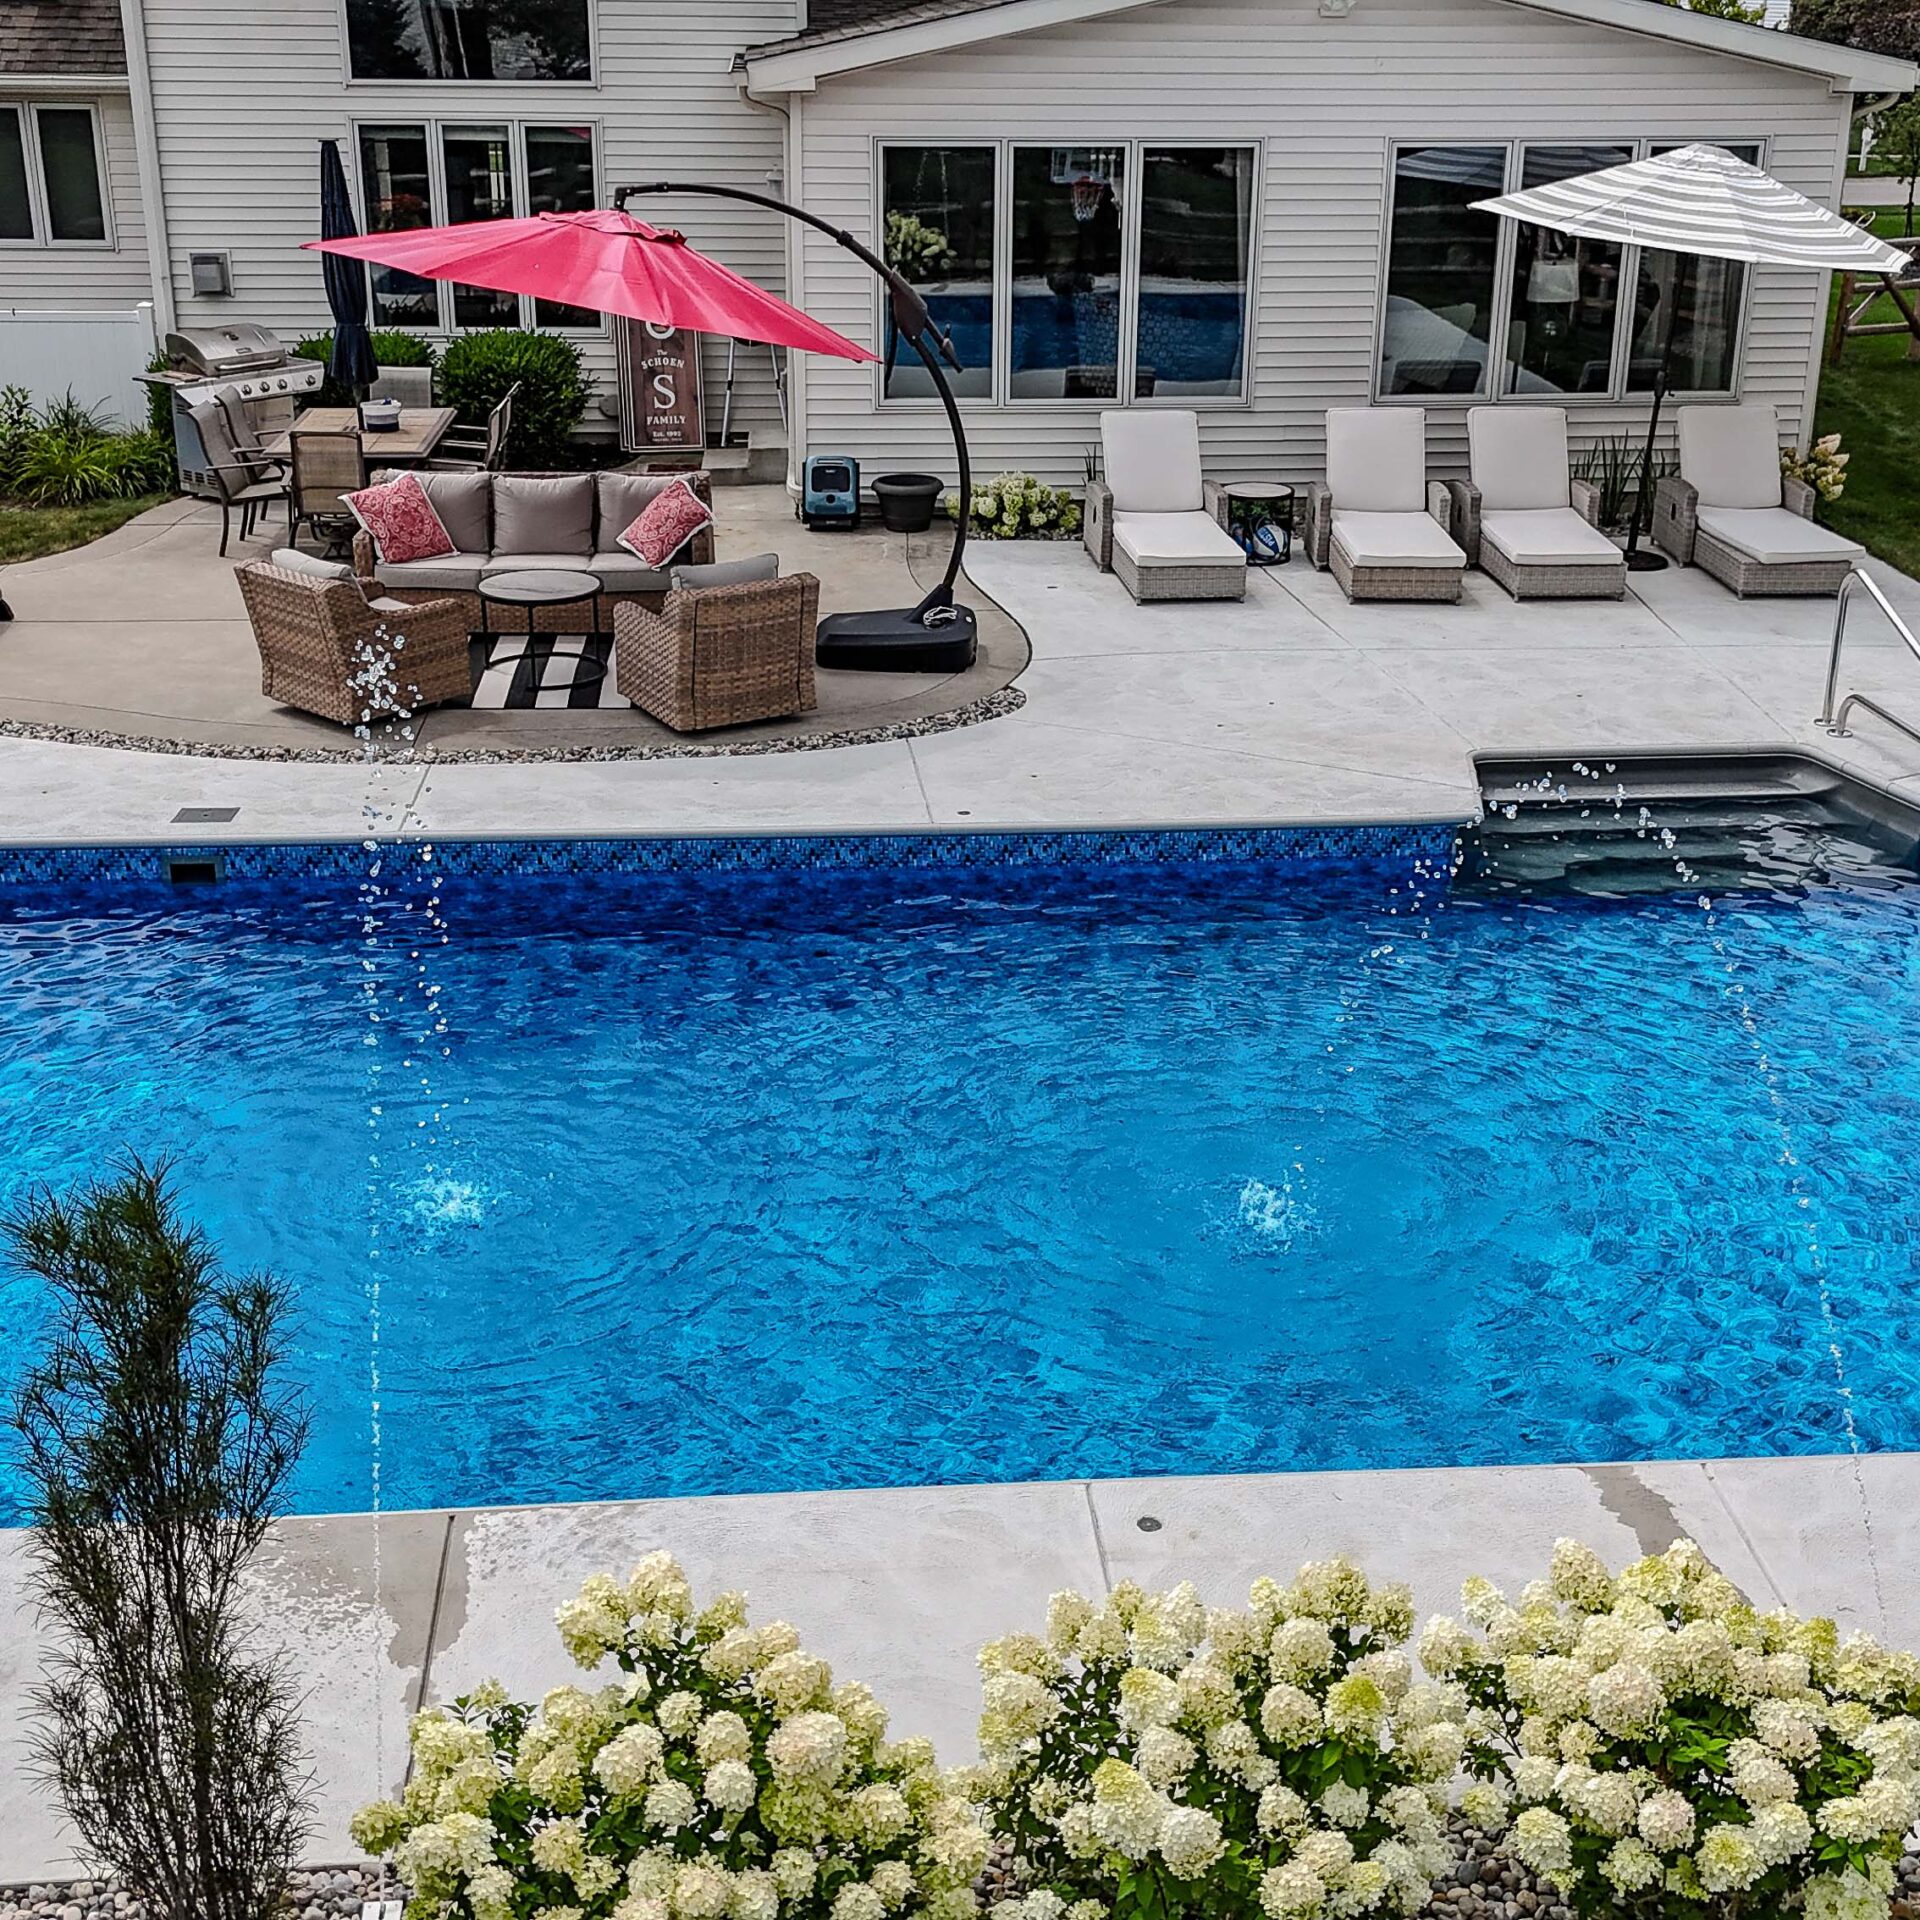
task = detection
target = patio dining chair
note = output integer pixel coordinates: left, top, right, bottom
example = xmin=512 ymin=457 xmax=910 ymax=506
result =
xmin=1449 ymin=406 xmax=1626 ymax=601
xmin=429 ymin=382 xmax=519 ymax=473
xmin=289 ymin=428 xmax=368 ymax=558
xmin=369 ymin=365 xmax=434 ymax=409
xmin=190 ymin=400 xmax=292 ymax=557
xmin=1653 ymin=403 xmax=1865 ymax=597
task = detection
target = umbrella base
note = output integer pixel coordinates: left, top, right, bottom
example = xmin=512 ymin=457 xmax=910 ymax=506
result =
xmin=1625 ymin=550 xmax=1669 ymax=574
xmin=816 ymin=605 xmax=978 ymax=673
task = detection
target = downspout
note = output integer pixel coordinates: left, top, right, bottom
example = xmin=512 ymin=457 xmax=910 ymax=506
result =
xmin=737 ymin=70 xmax=805 ymax=495
xmin=119 ymin=0 xmax=174 ymax=335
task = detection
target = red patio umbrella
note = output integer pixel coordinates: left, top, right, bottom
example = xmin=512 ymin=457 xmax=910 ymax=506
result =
xmin=302 ymin=208 xmax=877 ymax=362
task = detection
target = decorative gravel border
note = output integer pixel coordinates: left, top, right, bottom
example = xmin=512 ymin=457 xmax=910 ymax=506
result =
xmin=0 ymin=688 xmax=1026 ymax=767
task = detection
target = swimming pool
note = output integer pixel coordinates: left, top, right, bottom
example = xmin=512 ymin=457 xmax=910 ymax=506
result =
xmin=1 ymin=815 xmax=1917 ymax=1522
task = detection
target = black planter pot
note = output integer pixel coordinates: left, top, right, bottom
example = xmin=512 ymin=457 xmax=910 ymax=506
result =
xmin=872 ymin=472 xmax=944 ymax=534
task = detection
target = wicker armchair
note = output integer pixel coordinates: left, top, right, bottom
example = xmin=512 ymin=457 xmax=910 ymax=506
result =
xmin=236 ymin=560 xmax=471 ymax=726
xmin=1652 ymin=404 xmax=1864 ymax=597
xmin=613 ymin=573 xmax=820 ymax=732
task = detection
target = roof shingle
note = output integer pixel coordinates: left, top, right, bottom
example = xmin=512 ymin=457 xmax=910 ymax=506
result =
xmin=0 ymin=0 xmax=128 ymax=77
xmin=747 ymin=0 xmax=1016 ymax=60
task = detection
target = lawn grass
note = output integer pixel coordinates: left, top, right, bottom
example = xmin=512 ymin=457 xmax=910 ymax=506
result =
xmin=0 ymin=494 xmax=172 ymax=567
xmin=1813 ymin=214 xmax=1920 ymax=580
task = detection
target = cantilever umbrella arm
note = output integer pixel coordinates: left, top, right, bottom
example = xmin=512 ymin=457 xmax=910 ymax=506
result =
xmin=614 ymin=179 xmax=971 ymax=624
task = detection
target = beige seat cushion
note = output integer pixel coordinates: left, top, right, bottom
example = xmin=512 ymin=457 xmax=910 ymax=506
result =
xmin=1101 ymin=410 xmax=1206 ymax=514
xmin=1468 ymin=406 xmax=1572 ymax=511
xmin=492 ymin=473 xmax=595 ymax=557
xmin=1326 ymin=408 xmax=1428 ymax=514
xmin=1678 ymin=405 xmax=1783 ymax=510
xmin=1330 ymin=508 xmax=1465 ymax=570
xmin=1696 ymin=507 xmax=1864 ymax=567
xmin=587 ymin=551 xmax=674 ymax=593
xmin=481 ymin=554 xmax=607 ymax=580
xmin=1480 ymin=508 xmax=1621 ymax=568
xmin=374 ymin=551 xmax=488 ymax=591
xmin=1112 ymin=510 xmax=1247 ymax=567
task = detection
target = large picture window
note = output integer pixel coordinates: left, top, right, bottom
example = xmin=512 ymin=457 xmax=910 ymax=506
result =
xmin=878 ymin=139 xmax=1258 ymax=406
xmin=0 ymin=102 xmax=108 ymax=246
xmin=345 ymin=0 xmax=591 ymax=82
xmin=357 ymin=120 xmax=600 ymax=331
xmin=1378 ymin=137 xmax=1759 ymax=404
xmin=881 ymin=145 xmax=995 ymax=400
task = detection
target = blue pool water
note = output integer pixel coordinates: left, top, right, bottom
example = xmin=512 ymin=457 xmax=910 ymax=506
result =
xmin=2 ymin=841 xmax=1918 ymax=1521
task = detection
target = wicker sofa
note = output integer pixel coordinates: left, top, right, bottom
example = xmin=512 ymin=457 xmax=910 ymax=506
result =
xmin=1653 ymin=404 xmax=1864 ymax=597
xmin=236 ymin=554 xmax=471 ymax=725
xmin=351 ymin=468 xmax=717 ymax=632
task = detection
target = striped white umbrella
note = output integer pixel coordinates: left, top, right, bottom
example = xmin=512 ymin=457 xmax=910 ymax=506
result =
xmin=1473 ymin=142 xmax=1909 ymax=274
xmin=1472 ymin=143 xmax=1907 ymax=571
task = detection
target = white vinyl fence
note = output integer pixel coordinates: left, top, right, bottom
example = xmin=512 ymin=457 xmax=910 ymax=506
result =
xmin=0 ymin=303 xmax=157 ymax=426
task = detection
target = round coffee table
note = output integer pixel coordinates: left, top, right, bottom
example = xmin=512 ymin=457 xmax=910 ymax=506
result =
xmin=478 ymin=569 xmax=606 ymax=690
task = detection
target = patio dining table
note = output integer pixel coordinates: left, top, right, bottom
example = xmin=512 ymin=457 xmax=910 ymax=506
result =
xmin=264 ymin=405 xmax=459 ymax=463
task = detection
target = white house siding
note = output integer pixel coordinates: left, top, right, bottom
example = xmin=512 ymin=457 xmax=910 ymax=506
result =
xmin=0 ymin=89 xmax=151 ymax=310
xmin=783 ymin=0 xmax=1855 ymax=488
xmin=138 ymin=0 xmax=798 ymax=437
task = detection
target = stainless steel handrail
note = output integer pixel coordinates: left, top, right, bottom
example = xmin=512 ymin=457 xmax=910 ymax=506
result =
xmin=1818 ymin=568 xmax=1920 ymax=747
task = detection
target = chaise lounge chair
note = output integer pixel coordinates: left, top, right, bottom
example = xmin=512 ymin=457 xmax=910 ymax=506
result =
xmin=1083 ymin=409 xmax=1247 ymax=603
xmin=1449 ymin=407 xmax=1626 ymax=601
xmin=1306 ymin=408 xmax=1466 ymax=603
xmin=1653 ymin=403 xmax=1864 ymax=597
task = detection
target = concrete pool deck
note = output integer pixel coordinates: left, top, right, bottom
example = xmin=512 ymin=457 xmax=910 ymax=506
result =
xmin=0 ymin=493 xmax=1919 ymax=845
xmin=4 ymin=1451 xmax=1917 ymax=1876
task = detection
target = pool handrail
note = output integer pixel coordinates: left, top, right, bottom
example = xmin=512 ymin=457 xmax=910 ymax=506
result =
xmin=1819 ymin=568 xmax=1920 ymax=751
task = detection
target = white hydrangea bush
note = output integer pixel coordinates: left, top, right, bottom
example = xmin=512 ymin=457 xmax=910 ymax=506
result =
xmin=943 ymin=472 xmax=1081 ymax=541
xmin=1425 ymin=1538 xmax=1920 ymax=1920
xmin=349 ymin=1552 xmax=989 ymax=1920
xmin=965 ymin=1561 xmax=1464 ymax=1920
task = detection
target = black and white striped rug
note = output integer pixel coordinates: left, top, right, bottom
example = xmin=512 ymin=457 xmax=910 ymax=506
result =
xmin=468 ymin=633 xmax=621 ymax=710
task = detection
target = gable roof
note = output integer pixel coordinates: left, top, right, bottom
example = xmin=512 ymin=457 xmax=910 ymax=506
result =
xmin=0 ymin=0 xmax=127 ymax=76
xmin=745 ymin=0 xmax=1918 ymax=94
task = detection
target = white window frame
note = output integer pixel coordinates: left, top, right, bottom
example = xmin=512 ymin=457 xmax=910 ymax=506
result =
xmin=352 ymin=116 xmax=605 ymax=334
xmin=0 ymin=100 xmax=114 ymax=250
xmin=1370 ymin=134 xmax=1765 ymax=408
xmin=873 ymin=135 xmax=1263 ymax=412
xmin=336 ymin=0 xmax=600 ymax=87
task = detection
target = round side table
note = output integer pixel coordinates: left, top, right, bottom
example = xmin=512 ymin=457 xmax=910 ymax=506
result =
xmin=478 ymin=569 xmax=607 ymax=691
xmin=1224 ymin=485 xmax=1296 ymax=566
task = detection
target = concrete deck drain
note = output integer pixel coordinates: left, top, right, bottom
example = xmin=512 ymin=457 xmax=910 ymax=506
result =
xmin=171 ymin=805 xmax=240 ymax=823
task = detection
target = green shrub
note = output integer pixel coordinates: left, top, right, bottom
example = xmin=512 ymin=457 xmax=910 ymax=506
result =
xmin=142 ymin=351 xmax=175 ymax=436
xmin=0 ymin=384 xmax=36 ymax=489
xmin=437 ymin=328 xmax=591 ymax=464
xmin=292 ymin=329 xmax=439 ymax=408
xmin=2 ymin=390 xmax=177 ymax=507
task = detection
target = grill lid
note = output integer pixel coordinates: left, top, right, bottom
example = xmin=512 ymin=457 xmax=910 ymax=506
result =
xmin=165 ymin=324 xmax=288 ymax=375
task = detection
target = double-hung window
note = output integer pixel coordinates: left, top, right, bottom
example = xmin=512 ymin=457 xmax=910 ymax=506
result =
xmin=345 ymin=0 xmax=592 ymax=81
xmin=878 ymin=139 xmax=1259 ymax=405
xmin=0 ymin=103 xmax=109 ymax=246
xmin=1377 ymin=138 xmax=1760 ymax=403
xmin=356 ymin=120 xmax=599 ymax=331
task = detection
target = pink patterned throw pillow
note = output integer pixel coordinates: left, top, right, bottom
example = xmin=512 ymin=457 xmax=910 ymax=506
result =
xmin=618 ymin=478 xmax=712 ymax=570
xmin=344 ymin=472 xmax=456 ymax=565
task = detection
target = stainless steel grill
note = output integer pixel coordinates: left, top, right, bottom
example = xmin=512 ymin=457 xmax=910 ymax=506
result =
xmin=138 ymin=324 xmax=327 ymax=497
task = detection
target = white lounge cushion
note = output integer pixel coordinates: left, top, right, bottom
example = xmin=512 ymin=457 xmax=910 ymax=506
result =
xmin=1696 ymin=507 xmax=1865 ymax=567
xmin=1112 ymin=509 xmax=1247 ymax=567
xmin=1679 ymin=405 xmax=1784 ymax=510
xmin=1468 ymin=407 xmax=1572 ymax=511
xmin=1102 ymin=410 xmax=1205 ymax=514
xmin=1480 ymin=508 xmax=1622 ymax=568
xmin=373 ymin=551 xmax=488 ymax=591
xmin=1330 ymin=508 xmax=1465 ymax=571
xmin=1325 ymin=407 xmax=1428 ymax=514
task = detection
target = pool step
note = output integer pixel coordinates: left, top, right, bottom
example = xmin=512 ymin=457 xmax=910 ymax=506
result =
xmin=1465 ymin=751 xmax=1920 ymax=894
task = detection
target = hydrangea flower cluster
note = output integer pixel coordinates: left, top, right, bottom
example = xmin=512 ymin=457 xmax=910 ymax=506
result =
xmin=349 ymin=1553 xmax=989 ymax=1920
xmin=1425 ymin=1538 xmax=1920 ymax=1919
xmin=964 ymin=1561 xmax=1464 ymax=1920
xmin=944 ymin=472 xmax=1081 ymax=541
xmin=1781 ymin=432 xmax=1850 ymax=505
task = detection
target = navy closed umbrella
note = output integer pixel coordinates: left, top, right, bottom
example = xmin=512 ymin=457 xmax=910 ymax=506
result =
xmin=319 ymin=139 xmax=377 ymax=397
